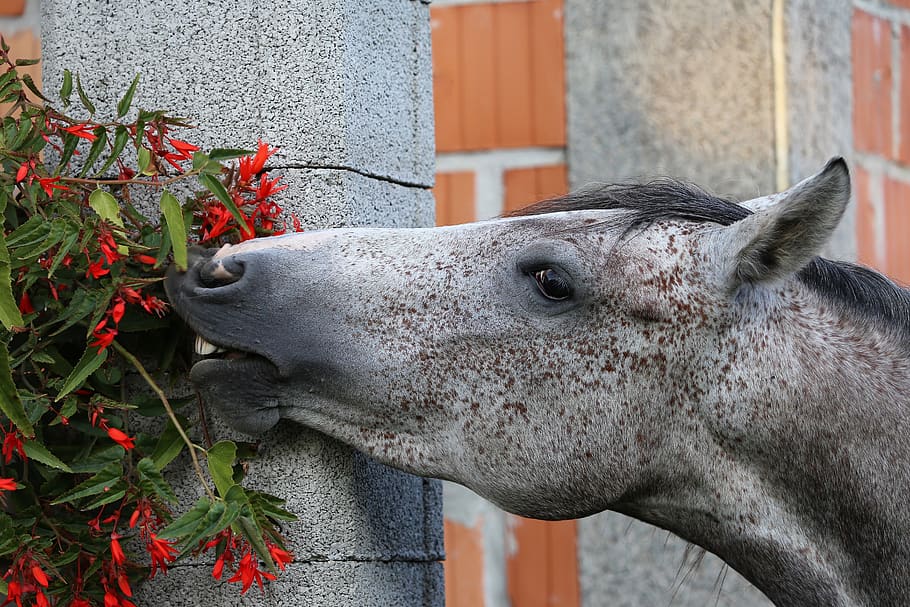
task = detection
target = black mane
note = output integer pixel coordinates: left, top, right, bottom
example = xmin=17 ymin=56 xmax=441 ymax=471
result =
xmin=509 ymin=180 xmax=910 ymax=342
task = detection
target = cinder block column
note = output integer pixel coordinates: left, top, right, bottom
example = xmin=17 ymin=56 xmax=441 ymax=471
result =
xmin=41 ymin=1 xmax=443 ymax=605
xmin=564 ymin=1 xmax=852 ymax=606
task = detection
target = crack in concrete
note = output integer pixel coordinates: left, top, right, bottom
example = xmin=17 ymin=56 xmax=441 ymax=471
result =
xmin=270 ymin=164 xmax=432 ymax=191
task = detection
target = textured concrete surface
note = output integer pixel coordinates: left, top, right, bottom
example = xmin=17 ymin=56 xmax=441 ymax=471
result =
xmin=786 ymin=0 xmax=855 ymax=261
xmin=41 ymin=1 xmax=441 ymax=606
xmin=136 ymin=561 xmax=443 ymax=607
xmin=565 ymin=2 xmax=855 ymax=605
xmin=577 ymin=513 xmax=769 ymax=607
xmin=565 ymin=0 xmax=776 ymax=201
xmin=41 ymin=0 xmax=434 ymax=188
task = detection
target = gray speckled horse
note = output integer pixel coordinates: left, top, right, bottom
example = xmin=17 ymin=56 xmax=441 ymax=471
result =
xmin=166 ymin=158 xmax=910 ymax=606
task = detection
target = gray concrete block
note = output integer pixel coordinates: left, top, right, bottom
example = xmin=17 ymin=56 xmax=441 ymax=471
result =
xmin=135 ymin=560 xmax=444 ymax=607
xmin=565 ymin=0 xmax=776 ymax=201
xmin=40 ymin=0 xmax=434 ymax=188
xmin=786 ymin=0 xmax=855 ymax=261
xmin=578 ymin=512 xmax=771 ymax=607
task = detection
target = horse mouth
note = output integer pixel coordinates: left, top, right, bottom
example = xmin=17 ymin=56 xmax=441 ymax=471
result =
xmin=188 ymin=333 xmax=283 ymax=435
xmin=188 ymin=334 xmax=280 ymax=381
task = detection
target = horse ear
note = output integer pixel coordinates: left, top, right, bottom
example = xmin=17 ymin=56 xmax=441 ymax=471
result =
xmin=721 ymin=157 xmax=850 ymax=286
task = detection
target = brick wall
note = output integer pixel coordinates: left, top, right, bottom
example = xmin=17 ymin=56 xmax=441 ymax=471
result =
xmin=853 ymin=1 xmax=910 ymax=284
xmin=430 ymin=1 xmax=579 ymax=606
xmin=0 ymin=0 xmax=40 ymax=113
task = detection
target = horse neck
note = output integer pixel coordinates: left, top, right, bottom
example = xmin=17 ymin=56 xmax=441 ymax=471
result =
xmin=639 ymin=291 xmax=910 ymax=606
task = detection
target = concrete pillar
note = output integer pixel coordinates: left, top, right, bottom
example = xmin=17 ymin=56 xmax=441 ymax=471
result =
xmin=41 ymin=1 xmax=443 ymax=605
xmin=564 ymin=1 xmax=852 ymax=605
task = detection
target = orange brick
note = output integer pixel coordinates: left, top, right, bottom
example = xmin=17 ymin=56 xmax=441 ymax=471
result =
xmin=459 ymin=4 xmax=497 ymax=150
xmin=883 ymin=176 xmax=910 ymax=285
xmin=444 ymin=519 xmax=485 ymax=607
xmin=432 ymin=7 xmax=464 ymax=152
xmin=494 ymin=2 xmax=533 ymax=147
xmin=0 ymin=0 xmax=25 ymax=17
xmin=434 ymin=171 xmax=475 ymax=226
xmin=888 ymin=0 xmax=910 ymax=8
xmin=853 ymin=10 xmax=893 ymax=157
xmin=854 ymin=165 xmax=881 ymax=269
xmin=898 ymin=25 xmax=910 ymax=164
xmin=507 ymin=517 xmax=580 ymax=607
xmin=431 ymin=1 xmax=567 ymax=152
xmin=504 ymin=164 xmax=568 ymax=213
xmin=529 ymin=0 xmax=567 ymax=146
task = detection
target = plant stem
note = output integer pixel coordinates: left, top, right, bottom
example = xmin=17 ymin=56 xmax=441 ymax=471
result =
xmin=111 ymin=340 xmax=216 ymax=502
xmin=60 ymin=171 xmax=198 ymax=189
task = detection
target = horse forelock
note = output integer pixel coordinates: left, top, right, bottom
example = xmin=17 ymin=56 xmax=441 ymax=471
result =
xmin=508 ymin=180 xmax=910 ymax=348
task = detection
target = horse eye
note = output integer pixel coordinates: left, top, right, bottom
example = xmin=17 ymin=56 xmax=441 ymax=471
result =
xmin=532 ymin=269 xmax=573 ymax=301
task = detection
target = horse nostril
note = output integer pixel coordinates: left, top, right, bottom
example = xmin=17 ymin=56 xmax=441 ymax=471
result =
xmin=198 ymin=257 xmax=244 ymax=288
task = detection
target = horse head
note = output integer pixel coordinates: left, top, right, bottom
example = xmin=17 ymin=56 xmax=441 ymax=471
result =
xmin=166 ymin=159 xmax=910 ymax=606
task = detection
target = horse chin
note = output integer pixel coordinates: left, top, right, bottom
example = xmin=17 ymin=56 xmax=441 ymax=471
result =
xmin=190 ymin=356 xmax=282 ymax=435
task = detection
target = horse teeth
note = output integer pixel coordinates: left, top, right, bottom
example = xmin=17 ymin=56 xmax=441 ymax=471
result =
xmin=194 ymin=336 xmax=223 ymax=356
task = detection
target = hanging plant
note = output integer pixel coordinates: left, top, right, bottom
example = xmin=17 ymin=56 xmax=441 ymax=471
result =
xmin=0 ymin=38 xmax=300 ymax=606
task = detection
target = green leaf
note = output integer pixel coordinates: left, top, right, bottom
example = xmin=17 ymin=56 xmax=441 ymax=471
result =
xmin=207 ymin=148 xmax=251 ymax=162
xmin=137 ymin=457 xmax=177 ymax=503
xmin=14 ymin=58 xmax=39 ymax=67
xmin=117 ymin=74 xmax=140 ymax=118
xmin=51 ymin=461 xmax=121 ymax=504
xmin=137 ymin=146 xmax=154 ymax=175
xmin=88 ymin=189 xmax=123 ymax=227
xmin=150 ymin=417 xmax=186 ymax=470
xmin=75 ymin=73 xmax=96 ymax=115
xmin=160 ymin=190 xmax=187 ymax=270
xmin=249 ymin=492 xmax=297 ymax=523
xmin=198 ymin=173 xmax=248 ymax=233
xmin=0 ymin=346 xmax=32 ymax=437
xmin=0 ymin=232 xmax=23 ymax=330
xmin=56 ymin=133 xmax=80 ymax=173
xmin=0 ymin=514 xmax=18 ymax=557
xmin=94 ymin=125 xmax=129 ymax=177
xmin=60 ymin=69 xmax=73 ymax=107
xmin=206 ymin=440 xmax=236 ymax=498
xmin=238 ymin=514 xmax=277 ymax=573
xmin=56 ymin=346 xmax=107 ymax=401
xmin=23 ymin=440 xmax=72 ymax=472
xmin=81 ymin=482 xmax=127 ymax=510
xmin=77 ymin=127 xmax=108 ymax=178
xmin=46 ymin=228 xmax=79 ymax=278
xmin=20 ymin=74 xmax=48 ymax=102
xmin=159 ymin=498 xmax=210 ymax=540
xmin=179 ymin=500 xmax=240 ymax=557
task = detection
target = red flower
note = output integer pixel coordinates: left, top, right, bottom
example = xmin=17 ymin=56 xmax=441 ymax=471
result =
xmin=110 ymin=535 xmax=126 ymax=566
xmin=133 ymin=254 xmax=157 ymax=266
xmin=98 ymin=231 xmax=122 ymax=265
xmin=91 ymin=320 xmax=117 ymax=351
xmin=267 ymin=541 xmax=293 ymax=571
xmin=15 ymin=162 xmax=28 ymax=183
xmin=111 ymin=299 xmax=126 ymax=324
xmin=69 ymin=597 xmax=93 ymax=607
xmin=17 ymin=292 xmax=33 ymax=315
xmin=61 ymin=123 xmax=98 ymax=141
xmin=292 ymin=214 xmax=303 ymax=232
xmin=31 ymin=565 xmax=49 ymax=587
xmin=4 ymin=580 xmax=22 ymax=607
xmin=106 ymin=427 xmax=135 ymax=450
xmin=34 ymin=591 xmax=48 ymax=607
xmin=2 ymin=431 xmax=25 ymax=464
xmin=37 ymin=176 xmax=69 ymax=197
xmin=227 ymin=551 xmax=276 ymax=594
xmin=119 ymin=286 xmax=142 ymax=304
xmin=139 ymin=295 xmax=168 ymax=317
xmin=167 ymin=137 xmax=200 ymax=160
xmin=146 ymin=535 xmax=178 ymax=578
xmin=238 ymin=140 xmax=278 ymax=183
xmin=86 ymin=258 xmax=110 ymax=279
xmin=254 ymin=174 xmax=287 ymax=202
xmin=0 ymin=478 xmax=17 ymax=491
